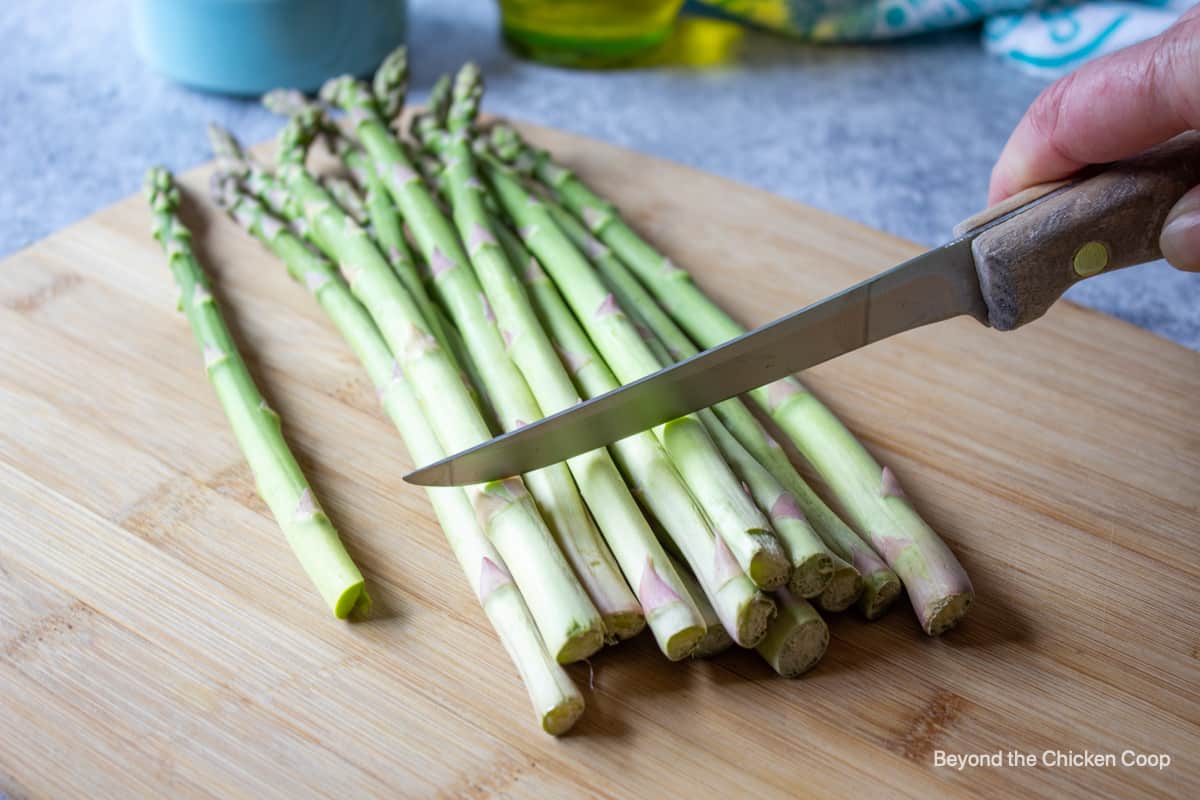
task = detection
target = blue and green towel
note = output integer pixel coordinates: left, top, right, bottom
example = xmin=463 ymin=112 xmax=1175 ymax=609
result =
xmin=694 ymin=0 xmax=1196 ymax=76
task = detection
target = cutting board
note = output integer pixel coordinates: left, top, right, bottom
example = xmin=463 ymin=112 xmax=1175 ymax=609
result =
xmin=1 ymin=121 xmax=1197 ymax=800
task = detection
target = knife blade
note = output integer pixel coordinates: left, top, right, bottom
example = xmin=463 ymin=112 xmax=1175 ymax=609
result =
xmin=406 ymin=238 xmax=988 ymax=486
xmin=405 ymin=132 xmax=1199 ymax=487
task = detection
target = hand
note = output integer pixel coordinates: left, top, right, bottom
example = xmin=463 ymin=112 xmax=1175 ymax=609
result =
xmin=989 ymin=7 xmax=1200 ymax=272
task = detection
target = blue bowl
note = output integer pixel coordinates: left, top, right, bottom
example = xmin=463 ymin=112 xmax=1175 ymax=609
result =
xmin=132 ymin=0 xmax=408 ymax=95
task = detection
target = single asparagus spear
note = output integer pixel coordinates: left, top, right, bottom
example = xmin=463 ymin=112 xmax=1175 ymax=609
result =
xmin=665 ymin=552 xmax=733 ymax=658
xmin=498 ymin=128 xmax=969 ymax=634
xmin=407 ymin=64 xmax=705 ymax=659
xmin=756 ymin=589 xmax=830 ymax=678
xmin=507 ymin=224 xmax=775 ymax=647
xmin=270 ymin=115 xmax=605 ymax=662
xmin=213 ymin=176 xmax=583 ymax=734
xmin=320 ymin=71 xmax=644 ymax=641
xmin=480 ymin=154 xmax=790 ymax=592
xmin=146 ymin=167 xmax=368 ymax=618
xmin=546 ymin=201 xmax=842 ymax=601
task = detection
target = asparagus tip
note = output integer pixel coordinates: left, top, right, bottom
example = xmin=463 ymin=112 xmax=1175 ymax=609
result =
xmin=372 ymin=46 xmax=409 ymax=120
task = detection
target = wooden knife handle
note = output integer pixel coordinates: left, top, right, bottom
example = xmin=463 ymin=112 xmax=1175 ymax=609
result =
xmin=961 ymin=132 xmax=1200 ymax=331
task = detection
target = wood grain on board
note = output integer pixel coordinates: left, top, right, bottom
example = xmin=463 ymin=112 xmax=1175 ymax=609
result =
xmin=1 ymin=122 xmax=1197 ymax=799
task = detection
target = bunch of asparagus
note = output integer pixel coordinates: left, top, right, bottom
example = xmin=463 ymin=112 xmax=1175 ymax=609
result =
xmin=149 ymin=47 xmax=972 ymax=736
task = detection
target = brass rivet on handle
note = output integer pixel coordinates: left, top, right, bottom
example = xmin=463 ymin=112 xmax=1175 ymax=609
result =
xmin=1073 ymin=241 xmax=1109 ymax=276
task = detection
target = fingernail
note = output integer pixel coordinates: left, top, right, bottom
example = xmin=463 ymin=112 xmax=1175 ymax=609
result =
xmin=1161 ymin=188 xmax=1200 ymax=272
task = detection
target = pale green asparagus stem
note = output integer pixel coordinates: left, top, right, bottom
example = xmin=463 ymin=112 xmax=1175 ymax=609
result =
xmin=542 ymin=187 xmax=900 ymax=619
xmin=481 ymin=155 xmax=789 ymax=591
xmin=146 ymin=167 xmax=368 ymax=619
xmin=546 ymin=201 xmax=839 ymax=599
xmin=667 ymin=552 xmax=733 ymax=657
xmin=408 ymin=65 xmax=706 ymax=658
xmin=213 ymin=177 xmax=582 ymax=733
xmin=321 ymin=175 xmax=368 ymax=225
xmin=500 ymin=128 xmax=965 ymax=634
xmin=271 ymin=115 xmax=604 ymax=662
xmin=322 ymin=71 xmax=643 ymax=640
xmin=506 ymin=225 xmax=775 ymax=646
xmin=756 ymin=589 xmax=830 ymax=678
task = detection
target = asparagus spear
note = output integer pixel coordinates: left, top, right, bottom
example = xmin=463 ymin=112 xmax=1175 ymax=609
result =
xmin=506 ymin=224 xmax=775 ymax=647
xmin=756 ymin=589 xmax=830 ymax=678
xmin=319 ymin=71 xmax=644 ymax=642
xmin=145 ymin=167 xmax=368 ymax=619
xmin=665 ymin=552 xmax=733 ymax=658
xmin=213 ymin=176 xmax=583 ymax=733
xmin=479 ymin=154 xmax=790 ymax=592
xmin=497 ymin=128 xmax=970 ymax=635
xmin=268 ymin=114 xmax=605 ymax=662
xmin=408 ymin=64 xmax=706 ymax=659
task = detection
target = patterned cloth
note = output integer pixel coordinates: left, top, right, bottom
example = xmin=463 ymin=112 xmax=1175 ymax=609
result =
xmin=693 ymin=0 xmax=1197 ymax=76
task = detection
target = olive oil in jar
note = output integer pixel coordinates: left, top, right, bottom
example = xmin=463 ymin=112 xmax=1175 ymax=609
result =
xmin=498 ymin=0 xmax=686 ymax=67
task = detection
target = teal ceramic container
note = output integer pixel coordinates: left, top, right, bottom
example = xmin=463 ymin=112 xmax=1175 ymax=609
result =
xmin=132 ymin=0 xmax=407 ymax=95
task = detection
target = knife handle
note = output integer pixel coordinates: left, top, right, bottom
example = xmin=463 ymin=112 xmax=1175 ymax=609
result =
xmin=958 ymin=132 xmax=1200 ymax=331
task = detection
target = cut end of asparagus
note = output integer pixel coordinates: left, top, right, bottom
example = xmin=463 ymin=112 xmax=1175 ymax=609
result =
xmin=758 ymin=600 xmax=830 ymax=678
xmin=858 ymin=569 xmax=903 ymax=620
xmin=602 ymin=610 xmax=648 ymax=643
xmin=541 ymin=694 xmax=586 ymax=737
xmin=787 ymin=551 xmax=835 ymax=598
xmin=746 ymin=532 xmax=792 ymax=590
xmin=554 ymin=624 xmax=606 ymax=665
xmin=661 ymin=620 xmax=706 ymax=662
xmin=921 ymin=590 xmax=974 ymax=636
xmin=816 ymin=558 xmax=865 ymax=613
xmin=333 ymin=582 xmax=372 ymax=620
xmin=732 ymin=590 xmax=776 ymax=648
xmin=691 ymin=623 xmax=734 ymax=658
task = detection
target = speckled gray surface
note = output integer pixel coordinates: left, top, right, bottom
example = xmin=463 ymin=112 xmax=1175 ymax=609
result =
xmin=2 ymin=0 xmax=1196 ymax=347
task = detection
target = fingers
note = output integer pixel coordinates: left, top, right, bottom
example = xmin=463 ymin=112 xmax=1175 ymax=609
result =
xmin=989 ymin=7 xmax=1200 ymax=203
xmin=1161 ymin=185 xmax=1200 ymax=272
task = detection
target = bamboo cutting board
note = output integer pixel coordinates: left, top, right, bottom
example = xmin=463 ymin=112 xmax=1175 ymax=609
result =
xmin=1 ymin=122 xmax=1197 ymax=800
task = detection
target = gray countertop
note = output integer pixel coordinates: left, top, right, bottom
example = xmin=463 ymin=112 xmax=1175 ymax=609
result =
xmin=3 ymin=0 xmax=1196 ymax=347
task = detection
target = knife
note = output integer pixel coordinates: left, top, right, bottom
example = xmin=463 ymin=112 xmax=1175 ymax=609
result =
xmin=406 ymin=132 xmax=1200 ymax=487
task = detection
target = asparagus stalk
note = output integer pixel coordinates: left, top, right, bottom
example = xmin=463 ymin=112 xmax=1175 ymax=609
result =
xmin=145 ymin=167 xmax=368 ymax=619
xmin=479 ymin=154 xmax=790 ymax=592
xmin=499 ymin=129 xmax=969 ymax=634
xmin=507 ymin=224 xmax=775 ymax=647
xmin=409 ymin=64 xmax=706 ymax=659
xmin=269 ymin=114 xmax=605 ymax=662
xmin=756 ymin=589 xmax=830 ymax=678
xmin=320 ymin=70 xmax=644 ymax=641
xmin=666 ymin=552 xmax=733 ymax=658
xmin=546 ymin=201 xmax=843 ymax=600
xmin=213 ymin=176 xmax=583 ymax=733
xmin=321 ymin=175 xmax=368 ymax=225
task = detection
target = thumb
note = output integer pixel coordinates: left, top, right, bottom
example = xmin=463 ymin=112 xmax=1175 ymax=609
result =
xmin=1161 ymin=185 xmax=1200 ymax=272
